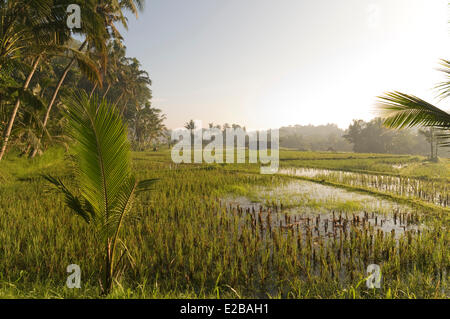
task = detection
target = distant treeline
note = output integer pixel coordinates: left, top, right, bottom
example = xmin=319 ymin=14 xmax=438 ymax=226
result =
xmin=279 ymin=118 xmax=449 ymax=157
xmin=280 ymin=123 xmax=352 ymax=152
xmin=174 ymin=119 xmax=448 ymax=157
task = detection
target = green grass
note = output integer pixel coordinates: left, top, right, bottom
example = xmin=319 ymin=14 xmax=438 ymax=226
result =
xmin=1 ymin=147 xmax=71 ymax=180
xmin=279 ymin=149 xmax=450 ymax=179
xmin=0 ymin=147 xmax=448 ymax=298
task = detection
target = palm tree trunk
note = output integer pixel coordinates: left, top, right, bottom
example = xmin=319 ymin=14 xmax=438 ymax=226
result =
xmin=30 ymin=40 xmax=87 ymax=158
xmin=89 ymin=82 xmax=98 ymax=98
xmin=435 ymin=142 xmax=439 ymax=159
xmin=430 ymin=129 xmax=434 ymax=160
xmin=104 ymin=240 xmax=113 ymax=295
xmin=102 ymin=83 xmax=111 ymax=99
xmin=114 ymin=91 xmax=125 ymax=109
xmin=120 ymin=98 xmax=129 ymax=117
xmin=0 ymin=55 xmax=41 ymax=161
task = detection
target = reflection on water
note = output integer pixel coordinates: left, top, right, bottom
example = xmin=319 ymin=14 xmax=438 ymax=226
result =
xmin=279 ymin=167 xmax=449 ymax=207
xmin=222 ymin=179 xmax=423 ymax=238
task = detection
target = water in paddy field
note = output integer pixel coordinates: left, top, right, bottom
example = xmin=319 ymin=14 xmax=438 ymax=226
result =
xmin=278 ymin=167 xmax=449 ymax=207
xmin=221 ymin=179 xmax=424 ymax=239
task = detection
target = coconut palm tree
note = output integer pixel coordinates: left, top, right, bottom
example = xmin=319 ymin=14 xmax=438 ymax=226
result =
xmin=0 ymin=0 xmax=61 ymax=160
xmin=0 ymin=0 xmax=55 ymax=70
xmin=418 ymin=128 xmax=438 ymax=160
xmin=44 ymin=91 xmax=156 ymax=294
xmin=184 ymin=119 xmax=196 ymax=131
xmin=114 ymin=57 xmax=151 ymax=117
xmin=130 ymin=102 xmax=166 ymax=151
xmin=0 ymin=0 xmax=103 ymax=160
xmin=377 ymin=59 xmax=450 ymax=148
xmin=30 ymin=0 xmax=146 ymax=158
xmin=99 ymin=41 xmax=127 ymax=99
xmin=27 ymin=0 xmax=108 ymax=158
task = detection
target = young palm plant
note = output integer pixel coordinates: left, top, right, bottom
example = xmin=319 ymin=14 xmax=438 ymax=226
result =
xmin=44 ymin=90 xmax=156 ymax=294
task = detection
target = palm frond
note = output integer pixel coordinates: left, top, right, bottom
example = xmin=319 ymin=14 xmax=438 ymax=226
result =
xmin=42 ymin=174 xmax=92 ymax=223
xmin=435 ymin=59 xmax=450 ymax=100
xmin=62 ymin=91 xmax=131 ymax=230
xmin=108 ymin=176 xmax=137 ymax=269
xmin=376 ymin=91 xmax=450 ymax=129
xmin=435 ymin=129 xmax=450 ymax=147
xmin=71 ymin=49 xmax=102 ymax=87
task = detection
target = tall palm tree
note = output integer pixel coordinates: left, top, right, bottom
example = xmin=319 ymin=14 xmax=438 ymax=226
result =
xmin=100 ymin=41 xmax=127 ymax=99
xmin=131 ymin=103 xmax=166 ymax=151
xmin=0 ymin=0 xmax=57 ymax=70
xmin=28 ymin=0 xmax=108 ymax=158
xmin=114 ymin=57 xmax=151 ymax=117
xmin=184 ymin=119 xmax=196 ymax=131
xmin=31 ymin=0 xmax=146 ymax=158
xmin=0 ymin=0 xmax=59 ymax=160
xmin=377 ymin=59 xmax=450 ymax=148
xmin=45 ymin=91 xmax=156 ymax=294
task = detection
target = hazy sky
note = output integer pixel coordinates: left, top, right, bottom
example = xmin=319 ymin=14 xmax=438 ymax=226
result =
xmin=118 ymin=0 xmax=449 ymax=130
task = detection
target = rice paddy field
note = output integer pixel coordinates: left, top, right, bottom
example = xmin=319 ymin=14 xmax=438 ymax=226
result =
xmin=0 ymin=148 xmax=448 ymax=298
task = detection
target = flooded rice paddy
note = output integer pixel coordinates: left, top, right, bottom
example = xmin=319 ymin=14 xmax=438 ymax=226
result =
xmin=222 ymin=179 xmax=424 ymax=240
xmin=217 ymin=178 xmax=446 ymax=296
xmin=279 ymin=167 xmax=449 ymax=207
